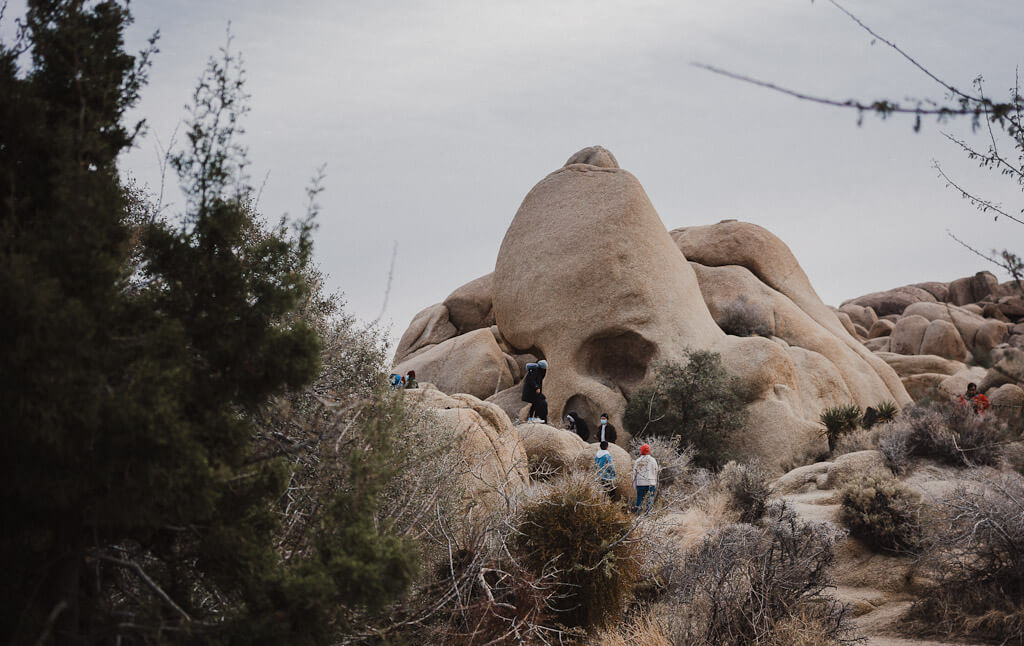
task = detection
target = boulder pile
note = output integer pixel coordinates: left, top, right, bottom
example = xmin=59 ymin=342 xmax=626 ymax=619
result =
xmin=395 ymin=146 xmax=911 ymax=470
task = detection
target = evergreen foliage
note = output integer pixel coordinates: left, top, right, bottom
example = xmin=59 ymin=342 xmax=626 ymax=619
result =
xmin=0 ymin=3 xmax=416 ymax=643
xmin=624 ymin=351 xmax=748 ymax=470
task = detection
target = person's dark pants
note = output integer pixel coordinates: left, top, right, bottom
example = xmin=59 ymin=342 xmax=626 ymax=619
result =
xmin=529 ymin=396 xmax=548 ymax=421
xmin=601 ymin=479 xmax=616 ymax=501
xmin=635 ymin=486 xmax=655 ymax=513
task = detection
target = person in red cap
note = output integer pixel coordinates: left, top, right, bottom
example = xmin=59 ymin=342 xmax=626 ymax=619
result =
xmin=632 ymin=444 xmax=659 ymax=514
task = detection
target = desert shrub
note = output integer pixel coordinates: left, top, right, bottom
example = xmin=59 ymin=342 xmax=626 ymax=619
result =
xmin=839 ymin=473 xmax=922 ymax=552
xmin=875 ymin=400 xmax=899 ymax=423
xmin=877 ymin=425 xmax=911 ymax=474
xmin=629 ymin=435 xmax=694 ymax=492
xmin=625 ymin=351 xmax=749 ymax=470
xmin=890 ymin=403 xmax=1009 ymax=468
xmin=832 ymin=426 xmax=883 ymax=456
xmin=820 ymin=404 xmax=862 ymax=451
xmin=656 ymin=502 xmax=856 ymax=646
xmin=718 ymin=461 xmax=772 ymax=524
xmin=908 ymin=473 xmax=1024 ymax=644
xmin=717 ymin=295 xmax=773 ymax=337
xmin=515 ymin=470 xmax=642 ymax=629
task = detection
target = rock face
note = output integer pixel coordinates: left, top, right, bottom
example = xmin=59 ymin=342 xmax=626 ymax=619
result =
xmin=393 ymin=147 xmax=911 ymax=471
xmin=444 ymin=273 xmax=496 ymax=334
xmin=841 ymin=286 xmax=938 ymax=317
xmin=402 ymin=389 xmax=528 ymax=517
xmin=394 ymin=303 xmax=458 ymax=364
xmin=394 ymin=328 xmax=514 ymax=401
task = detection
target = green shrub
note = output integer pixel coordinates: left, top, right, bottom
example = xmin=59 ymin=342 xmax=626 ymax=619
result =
xmin=514 ymin=471 xmax=641 ymax=629
xmin=839 ymin=473 xmax=921 ymax=552
xmin=875 ymin=400 xmax=899 ymax=423
xmin=625 ymin=351 xmax=748 ymax=470
xmin=820 ymin=404 xmax=862 ymax=451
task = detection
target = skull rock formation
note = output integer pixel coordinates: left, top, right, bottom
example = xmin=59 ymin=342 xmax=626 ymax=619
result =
xmin=395 ymin=147 xmax=912 ymax=470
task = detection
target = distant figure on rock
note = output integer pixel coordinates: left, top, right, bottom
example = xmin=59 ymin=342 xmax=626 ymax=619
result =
xmin=862 ymin=406 xmax=878 ymax=429
xmin=521 ymin=359 xmax=548 ymax=422
xmin=596 ymin=413 xmax=617 ymax=444
xmin=594 ymin=441 xmax=616 ymax=499
xmin=956 ymin=382 xmax=990 ymax=416
xmin=565 ymin=410 xmax=590 ymax=441
xmin=404 ymin=370 xmax=419 ymax=389
xmin=632 ymin=444 xmax=658 ymax=514
xmin=390 ymin=373 xmax=403 ymax=390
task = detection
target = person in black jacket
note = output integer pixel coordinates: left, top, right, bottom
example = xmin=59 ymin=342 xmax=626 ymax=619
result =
xmin=596 ymin=412 xmax=617 ymax=444
xmin=521 ymin=360 xmax=548 ymax=422
xmin=565 ymin=411 xmax=590 ymax=441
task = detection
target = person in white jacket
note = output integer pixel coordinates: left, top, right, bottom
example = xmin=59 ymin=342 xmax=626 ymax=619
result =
xmin=632 ymin=444 xmax=659 ymax=514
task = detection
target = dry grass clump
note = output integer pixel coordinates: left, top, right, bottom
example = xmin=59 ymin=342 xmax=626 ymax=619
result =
xmin=832 ymin=426 xmax=883 ymax=456
xmin=839 ymin=473 xmax=922 ymax=553
xmin=907 ymin=472 xmax=1024 ymax=645
xmin=646 ymin=502 xmax=857 ymax=646
xmin=514 ymin=470 xmax=642 ymax=629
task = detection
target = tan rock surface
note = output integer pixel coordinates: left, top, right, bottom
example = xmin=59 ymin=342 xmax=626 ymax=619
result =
xmin=948 ymin=271 xmax=999 ymax=306
xmin=515 ymin=422 xmax=587 ymax=475
xmin=394 ymin=328 xmax=514 ymax=401
xmin=486 ymin=385 xmax=530 ymax=422
xmin=874 ymin=352 xmax=966 ymax=377
xmin=840 ymin=303 xmax=879 ymax=331
xmin=988 ymin=383 xmax=1024 ymax=426
xmin=394 ymin=303 xmax=457 ymax=364
xmin=869 ymin=319 xmax=895 ymax=339
xmin=826 ymin=450 xmax=890 ymax=489
xmin=901 ymin=373 xmax=947 ymax=401
xmin=889 ymin=315 xmax=930 ymax=356
xmin=918 ymin=319 xmax=968 ymax=361
xmin=563 ymin=145 xmax=619 ymax=168
xmin=444 ymin=273 xmax=496 ymax=334
xmin=842 ymin=286 xmax=938 ymax=317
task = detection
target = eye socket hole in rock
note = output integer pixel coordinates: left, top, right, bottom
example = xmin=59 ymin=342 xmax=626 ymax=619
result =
xmin=579 ymin=330 xmax=657 ymax=395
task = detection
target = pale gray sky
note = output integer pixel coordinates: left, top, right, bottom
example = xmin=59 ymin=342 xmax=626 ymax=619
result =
xmin=6 ymin=1 xmax=1023 ymax=345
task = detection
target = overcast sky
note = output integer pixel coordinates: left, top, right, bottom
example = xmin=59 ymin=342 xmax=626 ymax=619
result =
xmin=6 ymin=1 xmax=1023 ymax=346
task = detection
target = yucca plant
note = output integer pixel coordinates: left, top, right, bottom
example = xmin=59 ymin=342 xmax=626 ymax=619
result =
xmin=820 ymin=404 xmax=862 ymax=451
xmin=875 ymin=400 xmax=899 ymax=423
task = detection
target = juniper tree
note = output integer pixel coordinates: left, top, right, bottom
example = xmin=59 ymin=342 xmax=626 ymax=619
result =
xmin=0 ymin=2 xmax=416 ymax=643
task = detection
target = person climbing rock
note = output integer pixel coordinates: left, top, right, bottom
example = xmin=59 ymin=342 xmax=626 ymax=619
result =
xmin=565 ymin=410 xmax=590 ymax=441
xmin=596 ymin=413 xmax=617 ymax=444
xmin=632 ymin=444 xmax=658 ymax=514
xmin=404 ymin=370 xmax=419 ymax=389
xmin=956 ymin=382 xmax=989 ymax=416
xmin=594 ymin=441 xmax=616 ymax=499
xmin=521 ymin=359 xmax=548 ymax=422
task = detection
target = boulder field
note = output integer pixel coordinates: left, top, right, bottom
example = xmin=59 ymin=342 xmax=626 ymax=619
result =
xmin=395 ymin=146 xmax=914 ymax=471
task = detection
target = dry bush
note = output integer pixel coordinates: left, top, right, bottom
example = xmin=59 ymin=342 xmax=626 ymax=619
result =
xmin=839 ymin=473 xmax=922 ymax=553
xmin=717 ymin=461 xmax=772 ymax=524
xmin=884 ymin=403 xmax=1011 ymax=469
xmin=832 ymin=427 xmax=883 ymax=456
xmin=653 ymin=502 xmax=858 ymax=646
xmin=907 ymin=472 xmax=1024 ymax=645
xmin=590 ymin=612 xmax=672 ymax=646
xmin=717 ymin=295 xmax=773 ymax=337
xmin=877 ymin=425 xmax=911 ymax=474
xmin=629 ymin=435 xmax=694 ymax=492
xmin=514 ymin=470 xmax=643 ymax=629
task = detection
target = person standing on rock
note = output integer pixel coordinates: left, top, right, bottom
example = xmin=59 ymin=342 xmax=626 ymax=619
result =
xmin=632 ymin=444 xmax=658 ymax=514
xmin=594 ymin=441 xmax=616 ymax=499
xmin=597 ymin=413 xmax=617 ymax=444
xmin=521 ymin=360 xmax=548 ymax=422
xmin=565 ymin=410 xmax=590 ymax=441
xmin=404 ymin=370 xmax=419 ymax=389
xmin=957 ymin=382 xmax=990 ymax=416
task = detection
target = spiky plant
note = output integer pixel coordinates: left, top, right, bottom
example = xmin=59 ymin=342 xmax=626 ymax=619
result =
xmin=820 ymin=404 xmax=862 ymax=451
xmin=875 ymin=400 xmax=899 ymax=423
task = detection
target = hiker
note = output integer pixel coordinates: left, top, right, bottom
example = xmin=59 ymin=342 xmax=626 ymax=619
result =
xmin=956 ymin=382 xmax=990 ymax=416
xmin=521 ymin=360 xmax=548 ymax=422
xmin=594 ymin=441 xmax=616 ymax=499
xmin=862 ymin=406 xmax=878 ymax=429
xmin=389 ymin=373 xmax=402 ymax=390
xmin=565 ymin=410 xmax=590 ymax=441
xmin=596 ymin=413 xmax=617 ymax=444
xmin=405 ymin=370 xmax=419 ymax=389
xmin=632 ymin=444 xmax=659 ymax=514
